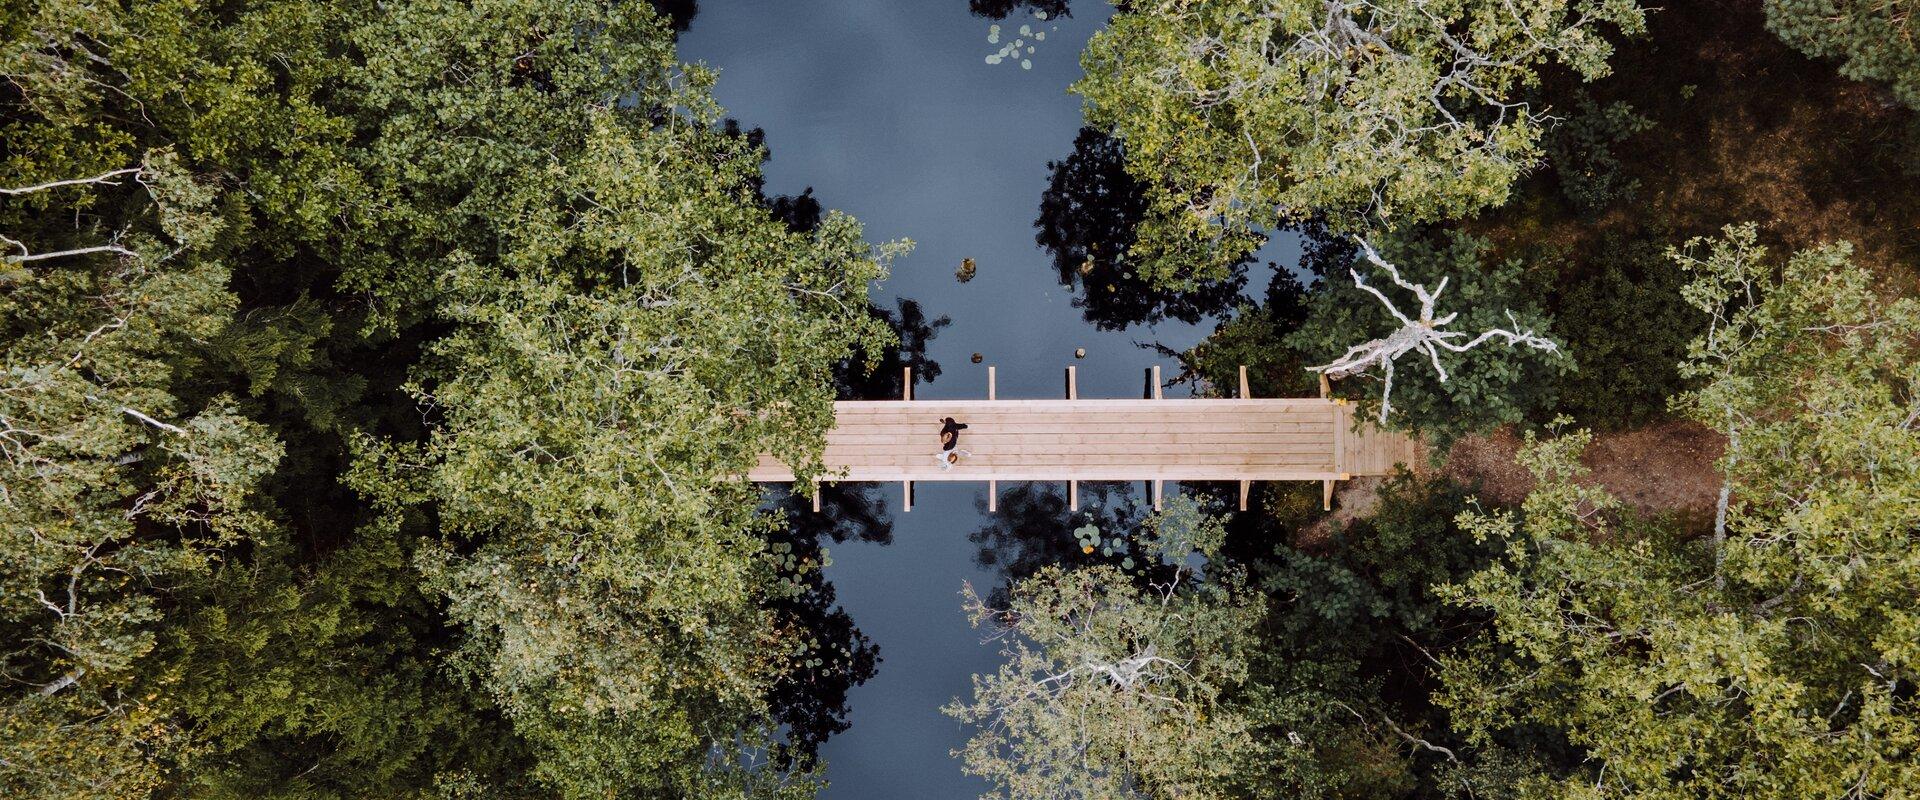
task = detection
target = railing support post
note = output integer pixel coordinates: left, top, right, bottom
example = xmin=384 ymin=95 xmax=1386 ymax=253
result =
xmin=1066 ymin=364 xmax=1077 ymax=508
xmin=903 ymin=367 xmax=912 ymax=511
xmin=987 ymin=365 xmax=997 ymax=512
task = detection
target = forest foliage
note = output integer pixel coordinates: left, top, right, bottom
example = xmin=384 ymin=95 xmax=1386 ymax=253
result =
xmin=2 ymin=1 xmax=892 ymax=797
xmin=5 ymin=0 xmax=1920 ymax=798
xmin=946 ymin=0 xmax=1920 ymax=797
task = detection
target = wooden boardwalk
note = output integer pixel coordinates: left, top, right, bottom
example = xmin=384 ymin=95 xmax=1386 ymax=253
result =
xmin=750 ymin=367 xmax=1420 ymax=511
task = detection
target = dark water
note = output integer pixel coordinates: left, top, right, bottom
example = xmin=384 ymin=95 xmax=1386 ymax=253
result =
xmin=680 ymin=3 xmax=1295 ymax=796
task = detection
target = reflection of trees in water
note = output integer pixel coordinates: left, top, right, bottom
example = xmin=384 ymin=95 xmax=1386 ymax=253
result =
xmin=736 ymin=158 xmax=948 ymax=764
xmin=969 ymin=0 xmax=1072 ymax=19
xmin=1292 ymin=216 xmax=1360 ymax=279
xmin=760 ymin=485 xmax=892 ymax=766
xmin=836 ymin=299 xmax=949 ymax=401
xmin=647 ymin=0 xmax=698 ymax=32
xmin=733 ymin=125 xmax=951 ymax=403
xmin=1037 ymin=127 xmax=1252 ymax=331
xmin=967 ymin=482 xmax=1165 ymax=606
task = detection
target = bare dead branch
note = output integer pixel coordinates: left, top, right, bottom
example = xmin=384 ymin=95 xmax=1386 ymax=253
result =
xmin=1 ymin=167 xmax=141 ymax=196
xmin=1310 ymin=237 xmax=1560 ymax=422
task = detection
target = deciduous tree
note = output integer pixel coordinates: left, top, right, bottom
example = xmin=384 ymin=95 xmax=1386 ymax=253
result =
xmin=1074 ymin=0 xmax=1646 ymax=285
xmin=1439 ymin=225 xmax=1920 ymax=798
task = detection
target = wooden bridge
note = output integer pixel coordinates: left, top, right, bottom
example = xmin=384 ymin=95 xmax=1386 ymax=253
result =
xmin=751 ymin=366 xmax=1420 ymax=512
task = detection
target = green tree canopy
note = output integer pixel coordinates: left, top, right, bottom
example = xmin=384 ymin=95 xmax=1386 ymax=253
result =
xmin=1073 ymin=0 xmax=1646 ymax=286
xmin=1767 ymin=0 xmax=1920 ymax=108
xmin=1439 ymin=225 xmax=1920 ymax=798
xmin=944 ymin=500 xmax=1277 ymax=799
xmin=2 ymin=1 xmax=894 ymax=797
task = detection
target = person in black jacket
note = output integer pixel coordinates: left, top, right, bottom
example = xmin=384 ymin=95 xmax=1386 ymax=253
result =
xmin=936 ymin=417 xmax=972 ymax=470
xmin=938 ymin=417 xmax=969 ymax=451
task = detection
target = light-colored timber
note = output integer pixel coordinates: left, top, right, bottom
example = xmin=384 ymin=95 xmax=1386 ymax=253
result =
xmin=749 ymin=398 xmax=1419 ymax=484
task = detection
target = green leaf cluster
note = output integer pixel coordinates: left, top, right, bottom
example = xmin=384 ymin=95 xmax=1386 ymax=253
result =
xmin=1439 ymin=227 xmax=1920 ymax=798
xmin=1073 ymin=0 xmax=1646 ymax=286
xmin=1767 ymin=0 xmax=1920 ymax=108
xmin=2 ymin=1 xmax=892 ymax=797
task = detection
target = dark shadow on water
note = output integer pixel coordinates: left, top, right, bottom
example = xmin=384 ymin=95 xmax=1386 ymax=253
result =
xmin=648 ymin=0 xmax=698 ymax=33
xmin=743 ymin=162 xmax=954 ymax=765
xmin=966 ymin=482 xmax=1157 ymax=606
xmin=763 ymin=485 xmax=890 ymax=766
xmin=968 ymin=0 xmax=1072 ymax=19
xmin=1036 ymin=127 xmax=1252 ymax=331
xmin=837 ymin=299 xmax=949 ymax=402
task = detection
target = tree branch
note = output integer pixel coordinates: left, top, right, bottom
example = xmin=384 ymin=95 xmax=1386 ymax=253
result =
xmin=0 ymin=167 xmax=140 ymax=196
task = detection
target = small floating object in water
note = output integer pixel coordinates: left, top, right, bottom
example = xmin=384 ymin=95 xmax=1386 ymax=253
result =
xmin=1020 ymin=59 xmax=1032 ymax=70
xmin=1078 ymin=258 xmax=1095 ymax=276
xmin=971 ymin=353 xmax=983 ymax=364
xmin=1074 ymin=348 xmax=1086 ymax=359
xmin=956 ymin=257 xmax=976 ymax=283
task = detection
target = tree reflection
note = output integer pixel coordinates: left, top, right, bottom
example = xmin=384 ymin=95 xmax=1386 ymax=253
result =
xmin=967 ymin=482 xmax=1160 ymax=606
xmin=969 ymin=0 xmax=1072 ymax=19
xmin=761 ymin=485 xmax=889 ymax=766
xmin=1036 ymin=127 xmax=1251 ymax=331
xmin=837 ymin=298 xmax=950 ymax=400
xmin=648 ymin=0 xmax=697 ymax=32
xmin=738 ymin=153 xmax=951 ymax=766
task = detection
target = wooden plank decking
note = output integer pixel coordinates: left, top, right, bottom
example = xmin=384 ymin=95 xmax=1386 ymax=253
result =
xmin=748 ymin=398 xmax=1419 ymax=483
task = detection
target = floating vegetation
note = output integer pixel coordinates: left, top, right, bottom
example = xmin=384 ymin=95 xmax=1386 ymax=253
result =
xmin=1073 ymin=521 xmax=1102 ymax=554
xmin=956 ymin=257 xmax=977 ymax=282
xmin=982 ymin=10 xmax=1059 ymax=70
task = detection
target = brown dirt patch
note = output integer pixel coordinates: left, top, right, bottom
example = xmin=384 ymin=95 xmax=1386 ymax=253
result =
xmin=1474 ymin=0 xmax=1920 ymax=293
xmin=1442 ymin=420 xmax=1725 ymax=525
xmin=1296 ymin=475 xmax=1390 ymax=548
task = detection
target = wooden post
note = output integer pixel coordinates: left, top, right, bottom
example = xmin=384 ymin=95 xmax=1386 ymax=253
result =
xmin=902 ymin=369 xmax=912 ymax=510
xmin=987 ymin=366 xmax=997 ymax=512
xmin=1066 ymin=365 xmax=1077 ymax=508
xmin=1322 ymin=479 xmax=1333 ymax=512
xmin=812 ymin=489 xmax=821 ymax=513
xmin=1151 ymin=479 xmax=1163 ymax=511
xmin=1238 ymin=365 xmax=1250 ymax=399
xmin=1318 ymin=372 xmax=1331 ymax=399
xmin=1151 ymin=365 xmax=1163 ymax=400
xmin=1238 ymin=480 xmax=1250 ymax=512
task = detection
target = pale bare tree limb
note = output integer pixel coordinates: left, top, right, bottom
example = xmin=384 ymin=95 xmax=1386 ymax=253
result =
xmin=0 ymin=167 xmax=140 ymax=196
xmin=36 ymin=668 xmax=85 ymax=696
xmin=116 ymin=406 xmax=185 ymax=435
xmin=1310 ymin=238 xmax=1560 ymax=422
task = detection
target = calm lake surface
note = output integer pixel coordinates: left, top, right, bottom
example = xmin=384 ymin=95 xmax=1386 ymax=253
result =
xmin=681 ymin=4 xmax=1295 ymax=796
